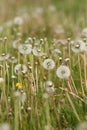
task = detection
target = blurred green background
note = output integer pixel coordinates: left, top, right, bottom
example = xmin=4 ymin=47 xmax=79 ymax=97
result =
xmin=0 ymin=0 xmax=87 ymax=21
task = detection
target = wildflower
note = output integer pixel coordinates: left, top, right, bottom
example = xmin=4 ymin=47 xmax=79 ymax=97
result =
xmin=13 ymin=16 xmax=23 ymax=26
xmin=16 ymin=82 xmax=22 ymax=89
xmin=71 ymin=39 xmax=85 ymax=53
xmin=14 ymin=64 xmax=27 ymax=75
xmin=18 ymin=44 xmax=32 ymax=54
xmin=56 ymin=65 xmax=70 ymax=79
xmin=43 ymin=59 xmax=55 ymax=70
xmin=0 ymin=123 xmax=10 ymax=130
xmin=76 ymin=121 xmax=87 ymax=130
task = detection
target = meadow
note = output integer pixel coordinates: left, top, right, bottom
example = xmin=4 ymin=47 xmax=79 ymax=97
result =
xmin=0 ymin=0 xmax=87 ymax=130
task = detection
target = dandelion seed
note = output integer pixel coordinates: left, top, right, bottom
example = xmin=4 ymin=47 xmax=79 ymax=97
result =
xmin=71 ymin=39 xmax=85 ymax=53
xmin=18 ymin=44 xmax=32 ymax=54
xmin=43 ymin=59 xmax=55 ymax=70
xmin=56 ymin=65 xmax=70 ymax=79
xmin=14 ymin=64 xmax=27 ymax=75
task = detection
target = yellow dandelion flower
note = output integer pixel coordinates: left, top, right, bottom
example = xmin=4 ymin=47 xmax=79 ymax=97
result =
xmin=16 ymin=82 xmax=22 ymax=88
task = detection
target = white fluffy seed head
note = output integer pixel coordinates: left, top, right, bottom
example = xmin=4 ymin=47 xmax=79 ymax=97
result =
xmin=43 ymin=59 xmax=55 ymax=70
xmin=56 ymin=65 xmax=70 ymax=79
xmin=18 ymin=44 xmax=32 ymax=55
xmin=14 ymin=64 xmax=27 ymax=75
xmin=71 ymin=39 xmax=85 ymax=53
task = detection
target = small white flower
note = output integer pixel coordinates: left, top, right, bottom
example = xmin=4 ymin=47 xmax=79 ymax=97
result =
xmin=56 ymin=65 xmax=70 ymax=79
xmin=43 ymin=59 xmax=55 ymax=70
xmin=71 ymin=39 xmax=85 ymax=53
xmin=14 ymin=64 xmax=27 ymax=75
xmin=13 ymin=16 xmax=23 ymax=25
xmin=18 ymin=44 xmax=32 ymax=54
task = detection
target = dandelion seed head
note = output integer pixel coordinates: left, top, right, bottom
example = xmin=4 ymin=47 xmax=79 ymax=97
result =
xmin=56 ymin=65 xmax=70 ymax=79
xmin=18 ymin=44 xmax=32 ymax=54
xmin=43 ymin=59 xmax=55 ymax=70
xmin=14 ymin=64 xmax=27 ymax=75
xmin=32 ymin=46 xmax=43 ymax=57
xmin=71 ymin=39 xmax=85 ymax=53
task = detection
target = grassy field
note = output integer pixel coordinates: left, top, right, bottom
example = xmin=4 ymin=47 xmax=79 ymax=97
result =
xmin=0 ymin=0 xmax=87 ymax=130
